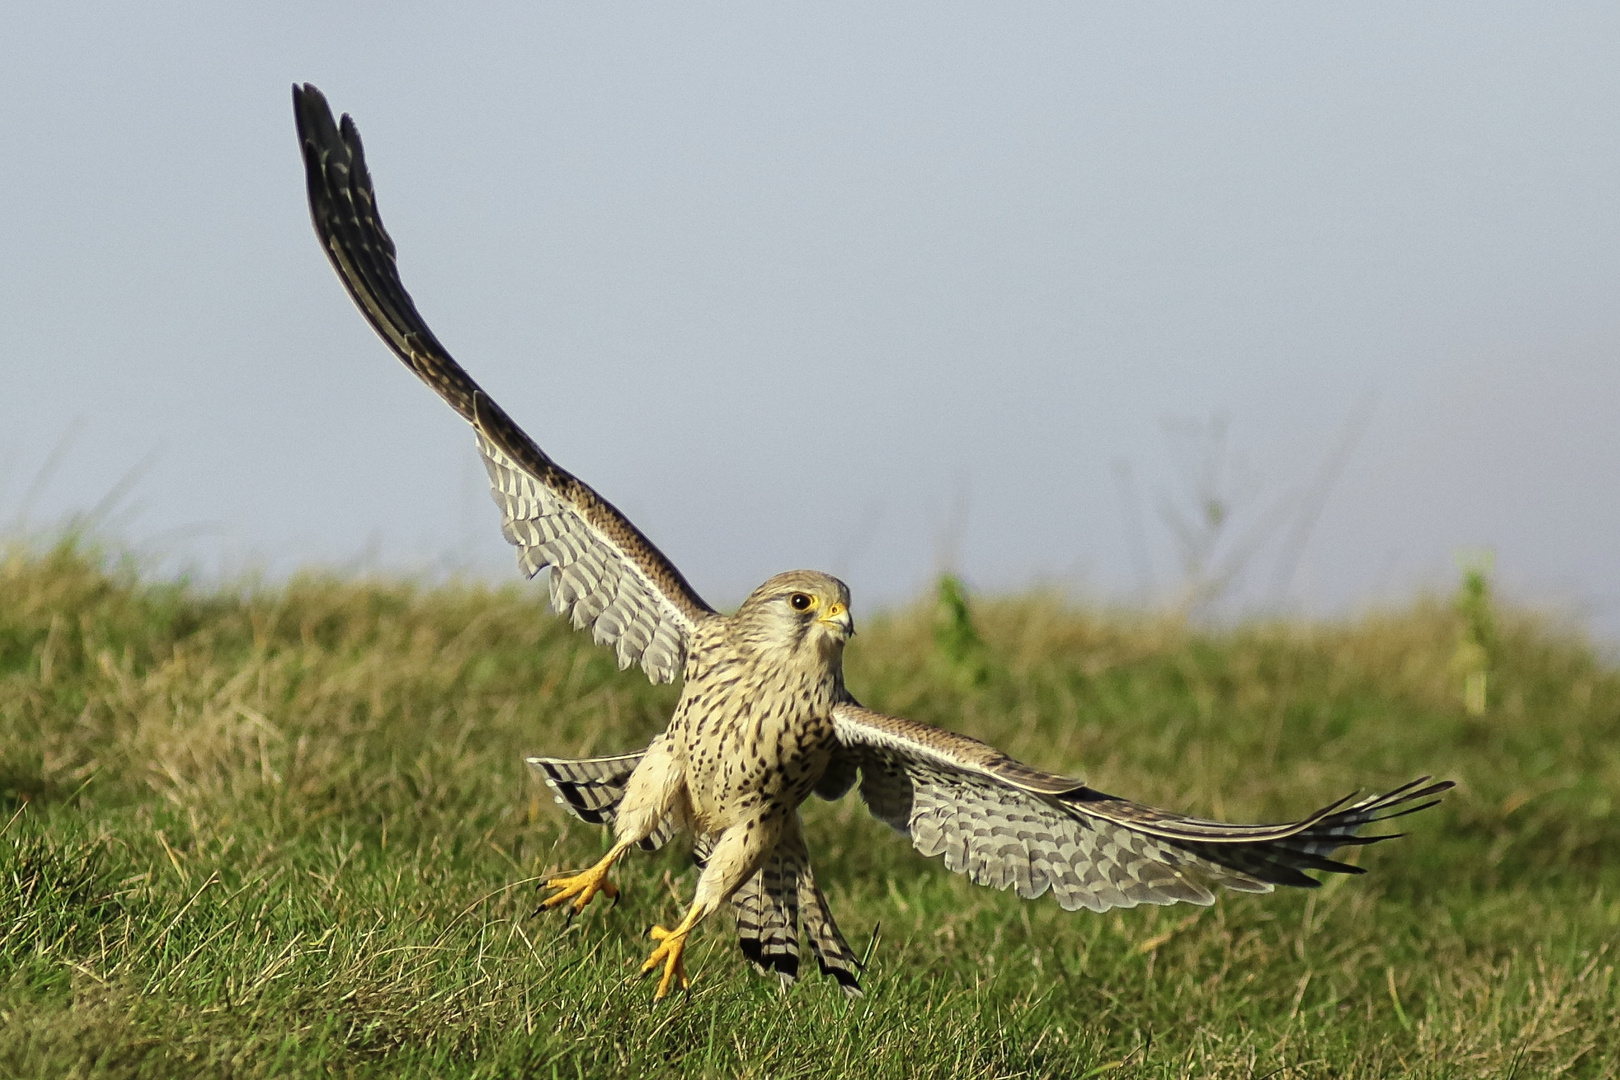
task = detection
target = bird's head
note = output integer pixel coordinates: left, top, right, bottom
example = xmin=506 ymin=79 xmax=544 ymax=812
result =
xmin=734 ymin=570 xmax=855 ymax=659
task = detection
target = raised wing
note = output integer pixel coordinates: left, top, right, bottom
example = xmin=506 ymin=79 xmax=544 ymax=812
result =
xmin=293 ymin=84 xmax=714 ymax=682
xmin=829 ymin=702 xmax=1451 ymax=913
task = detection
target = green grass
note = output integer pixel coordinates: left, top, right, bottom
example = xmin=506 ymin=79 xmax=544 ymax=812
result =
xmin=2 ymin=540 xmax=1617 ymax=1078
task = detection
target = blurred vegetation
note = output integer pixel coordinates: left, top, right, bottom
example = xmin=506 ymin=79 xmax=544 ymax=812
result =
xmin=1451 ymin=552 xmax=1498 ymax=717
xmin=1 ymin=539 xmax=1617 ymax=1078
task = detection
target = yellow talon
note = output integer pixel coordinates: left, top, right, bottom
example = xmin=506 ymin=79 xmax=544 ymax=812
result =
xmin=640 ymin=924 xmax=692 ymax=1000
xmin=540 ymin=854 xmax=621 ymax=914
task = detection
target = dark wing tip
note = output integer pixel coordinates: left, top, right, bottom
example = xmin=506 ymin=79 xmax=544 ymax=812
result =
xmin=1304 ymin=855 xmax=1368 ymax=877
xmin=1380 ymin=777 xmax=1455 ymax=803
xmin=1311 ymin=777 xmax=1453 ymax=828
xmin=1373 ymin=800 xmax=1446 ymax=824
xmin=1352 ymin=779 xmax=1455 ymax=826
xmin=291 ymin=82 xmax=336 ymax=146
xmin=338 ymin=112 xmax=364 ymax=150
xmin=1301 ymin=789 xmax=1363 ymax=822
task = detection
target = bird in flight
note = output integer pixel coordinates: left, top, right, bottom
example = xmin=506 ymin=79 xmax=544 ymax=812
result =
xmin=291 ymin=83 xmax=1451 ymax=1002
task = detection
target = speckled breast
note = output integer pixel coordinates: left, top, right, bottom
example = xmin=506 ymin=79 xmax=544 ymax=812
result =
xmin=671 ymin=652 xmax=841 ymax=833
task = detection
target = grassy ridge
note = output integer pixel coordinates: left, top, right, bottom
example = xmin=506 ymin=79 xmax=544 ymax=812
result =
xmin=1 ymin=542 xmax=1617 ymax=1078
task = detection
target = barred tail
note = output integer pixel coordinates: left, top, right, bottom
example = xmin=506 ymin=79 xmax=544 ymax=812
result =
xmin=525 ymin=747 xmax=675 ymax=852
xmin=799 ymin=869 xmax=863 ymax=997
xmin=727 ymin=846 xmax=864 ymax=997
xmin=733 ymin=850 xmax=802 ymax=984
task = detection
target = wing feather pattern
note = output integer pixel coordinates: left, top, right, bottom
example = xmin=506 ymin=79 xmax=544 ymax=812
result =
xmin=293 ymin=83 xmax=713 ymax=683
xmin=526 ymin=748 xmax=677 ymax=852
xmin=830 ymin=702 xmax=1451 ymax=912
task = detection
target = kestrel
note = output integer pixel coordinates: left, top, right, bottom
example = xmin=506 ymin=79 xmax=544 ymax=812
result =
xmin=292 ymin=84 xmax=1451 ymax=1001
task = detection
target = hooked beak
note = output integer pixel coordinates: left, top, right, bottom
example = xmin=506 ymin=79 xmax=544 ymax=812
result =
xmin=819 ymin=601 xmax=855 ymax=637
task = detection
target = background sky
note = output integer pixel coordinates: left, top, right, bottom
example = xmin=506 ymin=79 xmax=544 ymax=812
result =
xmin=3 ymin=4 xmax=1618 ymax=635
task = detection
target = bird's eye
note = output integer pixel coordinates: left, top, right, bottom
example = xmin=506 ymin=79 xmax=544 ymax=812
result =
xmin=790 ymin=592 xmax=814 ymax=611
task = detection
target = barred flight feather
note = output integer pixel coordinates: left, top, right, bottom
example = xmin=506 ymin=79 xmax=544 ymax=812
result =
xmin=294 ymin=82 xmax=714 ymax=685
xmin=526 ymin=751 xmax=674 ymax=852
xmin=832 ymin=703 xmax=1452 ymax=912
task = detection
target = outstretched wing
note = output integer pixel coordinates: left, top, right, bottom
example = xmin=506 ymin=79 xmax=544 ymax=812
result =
xmin=292 ymin=83 xmax=714 ymax=683
xmin=829 ymin=702 xmax=1451 ymax=913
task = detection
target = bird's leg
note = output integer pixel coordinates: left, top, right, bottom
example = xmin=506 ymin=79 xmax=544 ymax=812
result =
xmin=541 ymin=839 xmax=632 ymax=914
xmin=641 ymin=900 xmax=709 ymax=1001
xmin=637 ymin=813 xmax=784 ymax=1000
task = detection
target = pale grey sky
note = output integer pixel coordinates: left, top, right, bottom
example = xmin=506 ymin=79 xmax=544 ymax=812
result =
xmin=3 ymin=4 xmax=1618 ymax=632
